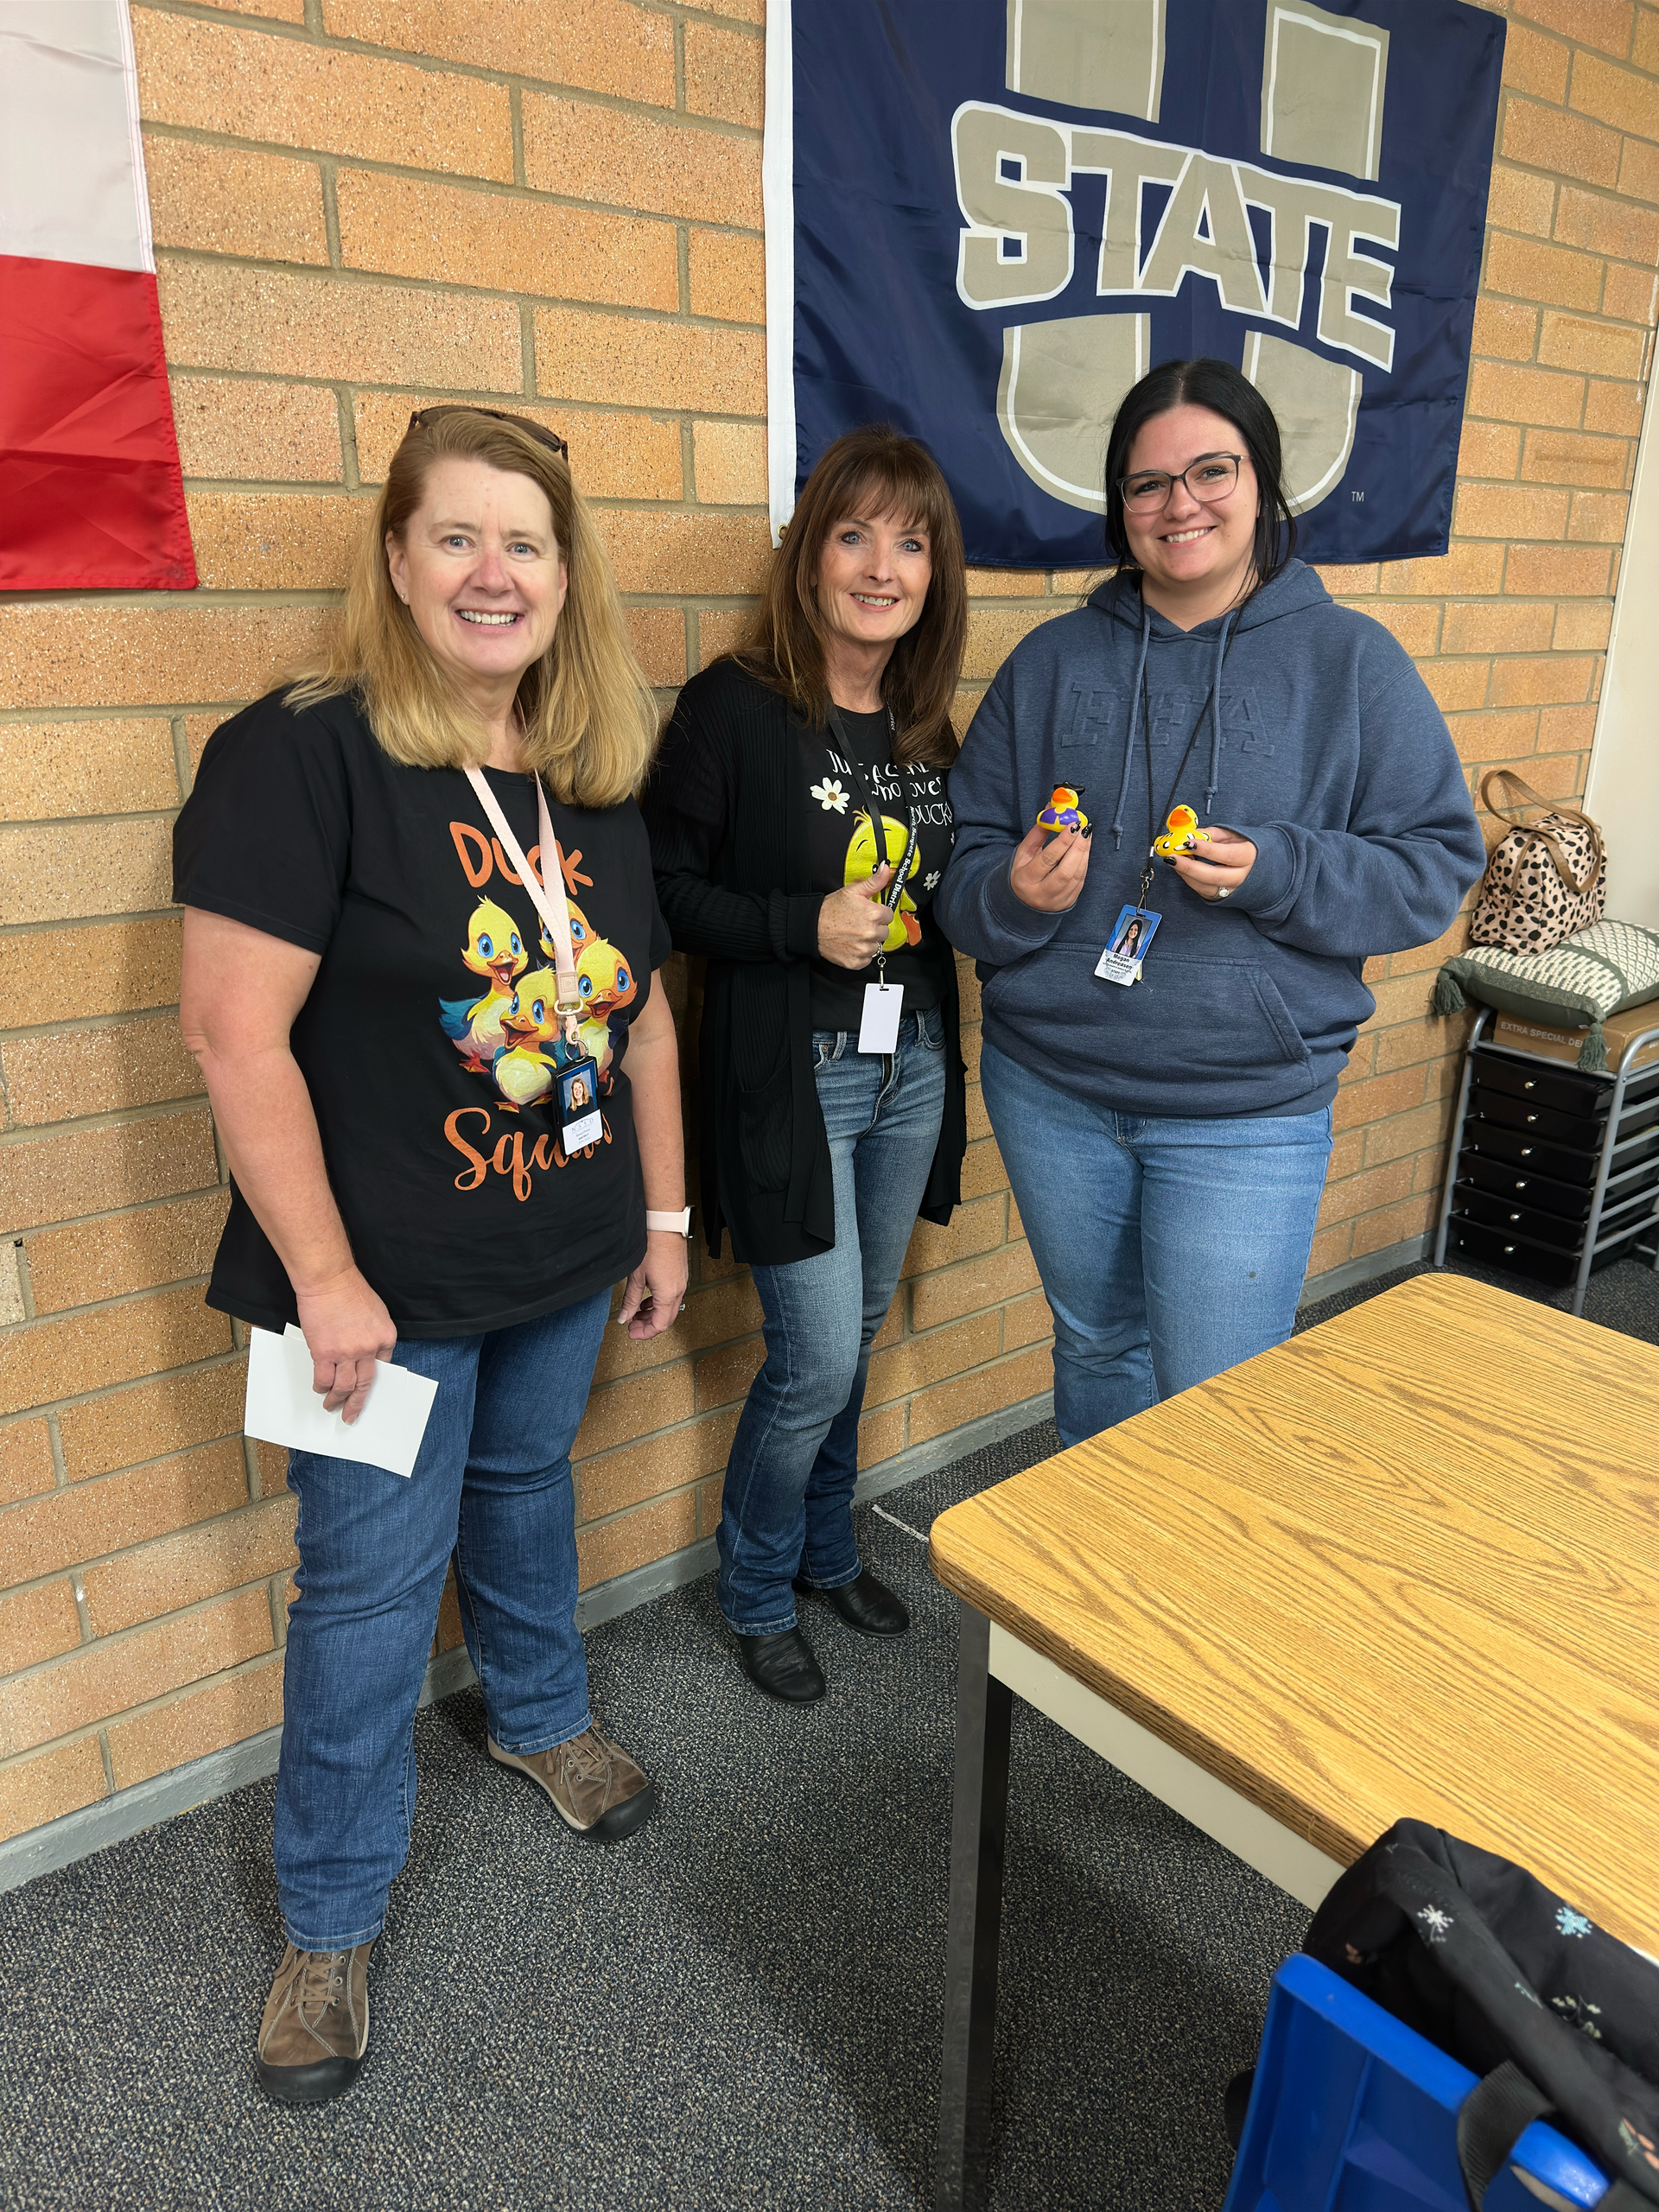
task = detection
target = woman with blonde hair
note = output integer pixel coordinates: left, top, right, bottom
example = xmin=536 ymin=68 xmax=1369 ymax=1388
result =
xmin=643 ymin=424 xmax=968 ymax=1705
xmin=175 ymin=406 xmax=690 ymax=2104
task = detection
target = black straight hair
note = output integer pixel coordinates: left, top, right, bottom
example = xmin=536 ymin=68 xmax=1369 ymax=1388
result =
xmin=1102 ymin=358 xmax=1297 ymax=592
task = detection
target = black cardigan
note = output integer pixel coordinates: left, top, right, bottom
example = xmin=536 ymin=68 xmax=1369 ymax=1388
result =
xmin=641 ymin=661 xmax=967 ymax=1266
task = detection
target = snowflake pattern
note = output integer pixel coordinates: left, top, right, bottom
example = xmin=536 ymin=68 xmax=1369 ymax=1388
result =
xmin=1552 ymin=1993 xmax=1605 ymax=2041
xmin=923 ymin=869 xmax=941 ymax=891
xmin=1416 ymin=1905 xmax=1454 ymax=1945
xmin=1556 ymin=1906 xmax=1593 ymax=1939
xmin=810 ymin=778 xmax=849 ymax=813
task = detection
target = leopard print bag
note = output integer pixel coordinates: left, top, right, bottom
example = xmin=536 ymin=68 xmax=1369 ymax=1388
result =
xmin=1469 ymin=767 xmax=1605 ymax=955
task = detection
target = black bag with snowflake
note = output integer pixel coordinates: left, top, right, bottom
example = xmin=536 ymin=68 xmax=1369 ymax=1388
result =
xmin=1302 ymin=1819 xmax=1659 ymax=2209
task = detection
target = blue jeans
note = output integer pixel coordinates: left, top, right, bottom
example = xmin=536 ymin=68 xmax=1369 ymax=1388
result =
xmin=981 ymin=1037 xmax=1332 ymax=1449
xmin=716 ymin=1007 xmax=947 ymax=1636
xmin=274 ymin=1289 xmax=610 ymax=1951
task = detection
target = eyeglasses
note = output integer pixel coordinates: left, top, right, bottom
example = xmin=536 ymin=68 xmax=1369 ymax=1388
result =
xmin=406 ymin=405 xmax=569 ymax=461
xmin=1118 ymin=453 xmax=1242 ymax=510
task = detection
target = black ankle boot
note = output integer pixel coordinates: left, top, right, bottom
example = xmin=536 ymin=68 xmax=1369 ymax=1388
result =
xmin=734 ymin=1625 xmax=826 ymax=1703
xmin=792 ymin=1568 xmax=909 ymax=1637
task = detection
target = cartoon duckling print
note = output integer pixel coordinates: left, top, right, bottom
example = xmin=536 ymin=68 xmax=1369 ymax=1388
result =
xmin=538 ymin=899 xmax=594 ymax=965
xmin=573 ymin=936 xmax=639 ymax=1076
xmin=1153 ymin=804 xmax=1211 ymax=858
xmin=845 ymin=810 xmax=921 ymax=953
xmin=490 ymin=966 xmax=563 ymax=1114
xmin=438 ymin=898 xmax=529 ymax=1071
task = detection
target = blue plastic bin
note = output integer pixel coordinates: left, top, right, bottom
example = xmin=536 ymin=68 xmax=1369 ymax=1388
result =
xmin=1224 ymin=1952 xmax=1611 ymax=2211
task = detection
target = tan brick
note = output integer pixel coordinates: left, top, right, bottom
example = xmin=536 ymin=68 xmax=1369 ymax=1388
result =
xmin=1457 ymin=420 xmax=1522 ymax=478
xmin=1584 ymin=378 xmax=1646 ymax=434
xmin=964 ymin=569 xmax=1049 ymax=597
xmin=1538 ymin=312 xmax=1647 ymax=378
xmin=0 ymin=818 xmax=173 ymax=928
xmin=1317 ymin=1154 xmax=1416 ymax=1226
xmin=335 ymin=170 xmax=678 ymax=313
xmin=1332 ymin=1064 xmax=1426 ymax=1135
xmin=576 ymin=1488 xmax=698 ymax=1592
xmin=1501 ymin=97 xmax=1623 ymax=188
xmin=1453 ymin=482 xmax=1572 ymax=539
xmin=1510 ymin=745 xmax=1591 ymax=797
xmin=0 ymin=721 xmax=177 ymax=823
xmin=157 ymin=261 xmax=521 ymax=395
xmin=1554 ymin=184 xmax=1659 ymax=261
xmin=579 ymin=1405 xmax=740 ymax=1521
xmin=133 ymin=11 xmax=512 ymax=180
xmin=1553 ymin=599 xmax=1614 ymax=649
xmin=1570 ymin=51 xmax=1659 ymax=138
xmin=1363 ymin=601 xmax=1441 ymax=655
xmin=856 ymin=1401 xmax=906 ymax=1472
xmin=169 ymin=377 xmax=343 ymax=485
xmin=1503 ymin=21 xmax=1573 ymax=99
xmin=1440 ymin=601 xmax=1555 ymax=655
xmin=1325 ymin=1127 xmax=1364 ymax=1182
xmin=142 ymin=135 xmax=327 ymax=264
xmin=1519 ymin=426 xmax=1631 ymax=486
xmin=693 ymin=422 xmax=766 ymax=505
xmin=1002 ymin=1292 xmax=1054 ymax=1353
xmin=1306 ymin=1220 xmax=1355 ymax=1281
xmin=1363 ymin=972 xmax=1440 ymax=1028
xmin=907 ymin=1345 xmax=1052 ymax=1447
xmin=1616 ymin=132 xmax=1659 ymax=201
xmin=1377 ymin=543 xmax=1505 ymax=595
xmin=695 ymin=607 xmax=756 ymax=668
xmin=1488 ymin=656 xmax=1597 ymax=708
xmin=871 ymin=1298 xmax=905 ymax=1354
xmin=523 ymin=97 xmax=762 ymax=229
xmin=3 ymin=1016 xmax=204 ymax=1131
xmin=901 ymin=1192 xmax=1005 ymax=1278
xmin=685 ymin=22 xmax=764 ymax=129
xmin=536 ymin=304 xmax=764 ymax=415
xmin=435 ymin=1572 xmax=463 ymax=1653
xmin=866 ymin=1311 xmax=1001 ymax=1409
xmin=963 ymin=607 xmax=1064 ymax=680
xmin=1471 ymin=296 xmax=1539 ymax=360
xmin=254 ymin=1441 xmax=290 ymax=1498
xmin=1514 ymin=0 xmax=1634 ymax=54
xmin=603 ymin=511 xmax=772 ymax=597
xmin=0 ymin=1421 xmax=54 ymax=1506
xmin=1639 ymin=3 xmax=1659 ymax=67
xmin=0 ymin=1737 xmax=105 ymax=1845
xmin=107 ymin=1651 xmax=285 ymax=1790
xmin=25 ymin=1191 xmax=230 ymax=1317
xmin=1313 ymin=563 xmax=1379 ymax=596
xmin=81 ymin=1494 xmax=297 ymax=1637
xmin=693 ymin=1336 xmax=766 ymax=1412
xmin=957 ymin=1138 xmax=1013 ymax=1203
xmin=1504 ymin=542 xmax=1615 ymax=594
xmin=1568 ymin=488 xmax=1630 ymax=539
xmin=0 ymin=1580 xmax=80 ymax=1675
xmin=1351 ymin=1192 xmax=1438 ymax=1258
xmin=57 ymin=1362 xmax=245 ymax=1484
xmin=1465 ymin=359 xmax=1586 ymax=429
xmin=1600 ymin=260 xmax=1659 ymax=321
xmin=183 ymin=490 xmax=366 ymax=594
xmin=1484 ymin=232 xmax=1605 ymax=313
xmin=570 ymin=1363 xmax=695 ymax=1460
xmin=0 ymin=1111 xmax=218 ymax=1239
xmin=351 ymin=393 xmax=683 ymax=502
xmin=195 ymin=0 xmax=306 ymax=16
xmin=1421 ymin=659 xmax=1490 ymax=713
xmin=1487 ymin=163 xmax=1557 ymax=238
xmin=1363 ymin=1097 xmax=1456 ymax=1167
xmin=320 ymin=0 xmax=677 ymax=105
xmin=1447 ymin=709 xmax=1541 ymax=764
xmin=591 ymin=1272 xmax=766 ymax=1387
xmin=624 ymin=607 xmax=687 ymax=688
xmin=0 ymin=1291 xmax=231 ymax=1427
xmin=0 ymin=601 xmax=331 ymax=716
xmin=687 ymin=227 xmax=766 ymax=324
xmin=0 ymin=1438 xmax=246 ymax=1595
xmin=0 ymin=919 xmax=181 ymax=1033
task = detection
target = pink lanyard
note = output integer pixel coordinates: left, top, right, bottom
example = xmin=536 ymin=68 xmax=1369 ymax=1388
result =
xmin=462 ymin=766 xmax=583 ymax=1049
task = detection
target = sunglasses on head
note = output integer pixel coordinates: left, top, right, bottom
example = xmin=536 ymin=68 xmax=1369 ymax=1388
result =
xmin=406 ymin=405 xmax=569 ymax=461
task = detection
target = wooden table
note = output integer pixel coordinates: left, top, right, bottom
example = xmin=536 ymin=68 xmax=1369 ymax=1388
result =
xmin=927 ymin=1272 xmax=1659 ymax=2210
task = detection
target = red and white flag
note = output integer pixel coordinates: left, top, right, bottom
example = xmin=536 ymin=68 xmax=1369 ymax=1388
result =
xmin=0 ymin=0 xmax=195 ymax=590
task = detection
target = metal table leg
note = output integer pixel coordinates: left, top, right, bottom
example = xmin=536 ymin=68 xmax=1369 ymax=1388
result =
xmin=937 ymin=1600 xmax=1014 ymax=2212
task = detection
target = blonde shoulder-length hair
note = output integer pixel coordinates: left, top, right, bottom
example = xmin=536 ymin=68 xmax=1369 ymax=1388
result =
xmin=289 ymin=407 xmax=658 ymax=808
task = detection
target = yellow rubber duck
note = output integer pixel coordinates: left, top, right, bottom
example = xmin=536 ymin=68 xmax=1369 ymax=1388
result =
xmin=491 ymin=967 xmax=563 ymax=1114
xmin=1036 ymin=785 xmax=1090 ymax=837
xmin=845 ymin=810 xmax=921 ymax=954
xmin=1153 ymin=804 xmax=1211 ymax=858
xmin=439 ymin=898 xmax=529 ymax=1071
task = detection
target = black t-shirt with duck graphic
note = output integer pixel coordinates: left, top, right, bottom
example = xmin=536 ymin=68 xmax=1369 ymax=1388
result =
xmin=798 ymin=705 xmax=956 ymax=1031
xmin=173 ymin=689 xmax=670 ymax=1338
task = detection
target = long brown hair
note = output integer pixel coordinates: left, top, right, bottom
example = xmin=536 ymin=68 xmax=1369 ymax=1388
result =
xmin=732 ymin=425 xmax=967 ymax=768
xmin=289 ymin=408 xmax=658 ymax=806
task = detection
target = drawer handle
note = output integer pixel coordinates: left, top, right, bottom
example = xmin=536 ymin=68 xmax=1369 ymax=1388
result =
xmin=1515 ymin=1179 xmax=1528 ymax=1188
xmin=1520 ymin=1147 xmax=1532 ymax=1156
xmin=1523 ymin=1080 xmax=1535 ymax=1090
xmin=1503 ymin=1243 xmax=1516 ymax=1253
xmin=1526 ymin=1113 xmax=1538 ymax=1123
xmin=1510 ymin=1211 xmax=1520 ymax=1221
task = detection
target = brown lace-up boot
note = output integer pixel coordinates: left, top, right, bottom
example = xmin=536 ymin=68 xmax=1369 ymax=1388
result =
xmin=488 ymin=1722 xmax=657 ymax=1840
xmin=254 ymin=1942 xmax=372 ymax=2105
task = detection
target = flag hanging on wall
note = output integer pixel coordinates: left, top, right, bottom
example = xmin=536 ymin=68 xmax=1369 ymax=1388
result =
xmin=0 ymin=0 xmax=196 ymax=591
xmin=765 ymin=0 xmax=1504 ymax=568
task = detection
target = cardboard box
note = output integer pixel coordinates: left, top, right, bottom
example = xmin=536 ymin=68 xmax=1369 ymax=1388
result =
xmin=1492 ymin=1005 xmax=1659 ymax=1075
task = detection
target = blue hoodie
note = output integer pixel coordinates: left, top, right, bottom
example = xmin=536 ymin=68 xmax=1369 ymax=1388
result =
xmin=934 ymin=560 xmax=1485 ymax=1120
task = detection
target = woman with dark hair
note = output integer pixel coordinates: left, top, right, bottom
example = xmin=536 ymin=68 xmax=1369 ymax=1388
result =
xmin=935 ymin=359 xmax=1484 ymax=1447
xmin=643 ymin=425 xmax=968 ymax=1702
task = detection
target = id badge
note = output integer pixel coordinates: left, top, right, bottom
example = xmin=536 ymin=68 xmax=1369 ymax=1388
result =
xmin=557 ymin=1053 xmax=603 ymax=1150
xmin=858 ymin=981 xmax=903 ymax=1054
xmin=1095 ymin=903 xmax=1161 ymax=988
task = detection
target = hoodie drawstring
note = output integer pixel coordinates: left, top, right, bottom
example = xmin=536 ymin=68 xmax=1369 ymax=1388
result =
xmin=1109 ymin=597 xmax=1154 ymax=850
xmin=1203 ymin=611 xmax=1236 ymax=816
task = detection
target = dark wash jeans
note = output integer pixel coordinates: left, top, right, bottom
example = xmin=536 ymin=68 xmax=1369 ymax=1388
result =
xmin=275 ymin=1289 xmax=609 ymax=1952
xmin=716 ymin=1007 xmax=947 ymax=1637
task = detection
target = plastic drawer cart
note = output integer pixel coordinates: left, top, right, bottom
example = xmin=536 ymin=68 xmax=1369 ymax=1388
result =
xmin=1225 ymin=1952 xmax=1611 ymax=2211
xmin=1433 ymin=1007 xmax=1659 ymax=1317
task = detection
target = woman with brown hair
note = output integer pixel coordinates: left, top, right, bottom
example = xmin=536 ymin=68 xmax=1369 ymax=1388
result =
xmin=174 ymin=406 xmax=689 ymax=2102
xmin=643 ymin=424 xmax=968 ymax=1705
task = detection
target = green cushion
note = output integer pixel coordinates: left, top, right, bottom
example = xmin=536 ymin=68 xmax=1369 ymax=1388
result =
xmin=1434 ymin=918 xmax=1659 ymax=1070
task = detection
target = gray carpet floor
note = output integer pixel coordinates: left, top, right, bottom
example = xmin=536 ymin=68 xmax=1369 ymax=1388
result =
xmin=3 ymin=1249 xmax=1653 ymax=2211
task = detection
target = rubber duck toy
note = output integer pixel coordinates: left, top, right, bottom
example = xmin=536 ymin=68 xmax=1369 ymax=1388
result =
xmin=573 ymin=936 xmax=639 ymax=1076
xmin=490 ymin=967 xmax=563 ymax=1114
xmin=1036 ymin=785 xmax=1090 ymax=839
xmin=439 ymin=897 xmax=529 ymax=1071
xmin=1153 ymin=804 xmax=1211 ymax=858
xmin=845 ymin=810 xmax=922 ymax=953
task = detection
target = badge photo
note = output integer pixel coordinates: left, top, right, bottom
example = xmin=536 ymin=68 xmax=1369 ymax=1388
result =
xmin=559 ymin=1056 xmax=603 ymax=1151
xmin=1095 ymin=905 xmax=1161 ymax=988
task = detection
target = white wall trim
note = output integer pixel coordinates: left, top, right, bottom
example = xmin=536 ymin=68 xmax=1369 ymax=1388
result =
xmin=1584 ymin=342 xmax=1659 ymax=928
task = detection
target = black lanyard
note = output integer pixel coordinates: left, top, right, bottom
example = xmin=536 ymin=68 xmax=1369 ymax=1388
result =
xmin=1135 ymin=632 xmax=1235 ymax=910
xmin=825 ymin=704 xmax=924 ymax=920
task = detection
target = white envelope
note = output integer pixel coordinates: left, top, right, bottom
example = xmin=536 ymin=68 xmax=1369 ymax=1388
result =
xmin=244 ymin=1325 xmax=438 ymax=1478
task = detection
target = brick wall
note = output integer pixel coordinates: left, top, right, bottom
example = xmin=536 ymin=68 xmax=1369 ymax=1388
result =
xmin=1 ymin=0 xmax=1655 ymax=1847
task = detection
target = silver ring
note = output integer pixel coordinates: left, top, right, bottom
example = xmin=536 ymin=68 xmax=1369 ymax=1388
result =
xmin=1216 ymin=886 xmax=1232 ymax=900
